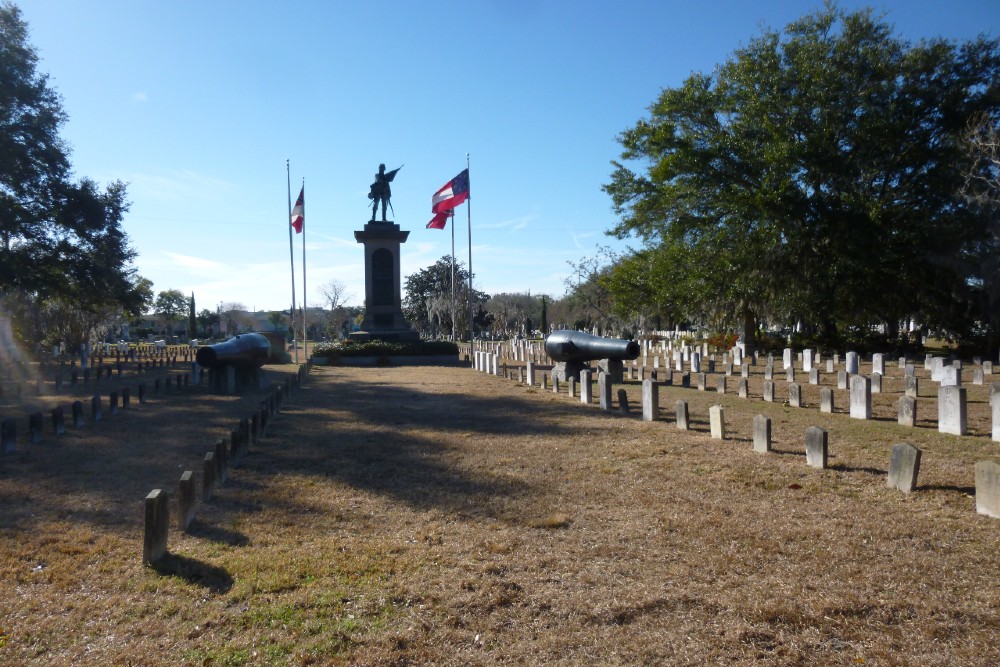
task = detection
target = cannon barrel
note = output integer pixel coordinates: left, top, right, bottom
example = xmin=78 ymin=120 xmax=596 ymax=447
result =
xmin=545 ymin=330 xmax=639 ymax=363
xmin=196 ymin=333 xmax=272 ymax=369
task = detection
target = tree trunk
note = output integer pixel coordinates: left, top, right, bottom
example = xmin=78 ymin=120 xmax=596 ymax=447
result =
xmin=741 ymin=308 xmax=757 ymax=356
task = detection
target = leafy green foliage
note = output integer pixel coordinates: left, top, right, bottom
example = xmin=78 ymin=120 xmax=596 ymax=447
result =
xmin=604 ymin=4 xmax=1000 ymax=353
xmin=403 ymin=255 xmax=490 ymax=338
xmin=0 ymin=5 xmax=149 ymax=347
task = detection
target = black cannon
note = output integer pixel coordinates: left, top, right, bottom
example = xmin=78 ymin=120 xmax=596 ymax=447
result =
xmin=196 ymin=333 xmax=271 ymax=370
xmin=545 ymin=330 xmax=639 ymax=362
xmin=545 ymin=330 xmax=639 ymax=382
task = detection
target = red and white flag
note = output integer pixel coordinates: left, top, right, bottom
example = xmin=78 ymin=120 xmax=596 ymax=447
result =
xmin=426 ymin=210 xmax=451 ymax=230
xmin=291 ymin=186 xmax=304 ymax=233
xmin=431 ymin=169 xmax=469 ymax=214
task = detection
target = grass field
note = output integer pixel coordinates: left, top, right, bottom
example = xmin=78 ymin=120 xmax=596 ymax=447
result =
xmin=0 ymin=357 xmax=998 ymax=665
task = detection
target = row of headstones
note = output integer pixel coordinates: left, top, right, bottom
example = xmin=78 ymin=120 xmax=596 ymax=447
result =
xmin=630 ymin=360 xmax=993 ymax=414
xmin=56 ymin=342 xmax=188 ymax=368
xmin=642 ymin=392 xmax=1000 ymax=519
xmin=50 ymin=358 xmax=180 ymax=392
xmin=485 ymin=353 xmax=1000 ymax=445
xmin=0 ymin=376 xmax=193 ymax=453
xmin=144 ymin=365 xmax=310 ymax=565
xmin=0 ymin=358 xmax=187 ymax=399
xmin=636 ymin=347 xmax=995 ymax=383
xmin=489 ymin=363 xmax=1000 ymax=520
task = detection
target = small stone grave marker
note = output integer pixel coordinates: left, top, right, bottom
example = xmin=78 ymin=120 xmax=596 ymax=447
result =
xmin=898 ymin=395 xmax=917 ymax=427
xmin=975 ymin=461 xmax=1000 ymax=519
xmin=709 ymin=405 xmax=725 ymax=439
xmin=1 ymin=418 xmax=16 ymax=453
xmin=820 ymin=387 xmax=834 ymax=413
xmin=675 ymin=400 xmax=689 ymax=430
xmin=845 ymin=352 xmax=859 ymax=375
xmin=598 ymin=372 xmax=611 ymax=410
xmin=938 ymin=386 xmax=967 ymax=436
xmin=617 ymin=388 xmax=629 ymax=415
xmin=753 ymin=415 xmax=771 ymax=453
xmin=789 ymin=382 xmax=803 ymax=408
xmin=887 ymin=443 xmax=921 ymax=493
xmin=29 ymin=412 xmax=42 ymax=444
xmin=642 ymin=379 xmax=658 ymax=422
xmin=991 ymin=383 xmax=999 ymax=442
xmin=143 ymin=489 xmax=169 ymax=565
xmin=850 ymin=375 xmax=872 ymax=420
xmin=805 ymin=427 xmax=828 ymax=469
xmin=51 ymin=406 xmax=65 ymax=435
xmin=178 ymin=471 xmax=195 ymax=532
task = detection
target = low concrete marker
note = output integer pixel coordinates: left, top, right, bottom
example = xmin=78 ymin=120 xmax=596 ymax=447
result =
xmin=975 ymin=461 xmax=1000 ymax=519
xmin=143 ymin=489 xmax=169 ymax=565
xmin=675 ymin=400 xmax=689 ymax=431
xmin=753 ymin=415 xmax=771 ymax=453
xmin=709 ymin=405 xmax=725 ymax=439
xmin=178 ymin=471 xmax=196 ymax=532
xmin=887 ymin=443 xmax=921 ymax=493
xmin=805 ymin=427 xmax=828 ymax=469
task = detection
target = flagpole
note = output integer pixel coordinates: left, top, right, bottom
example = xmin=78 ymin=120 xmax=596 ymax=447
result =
xmin=450 ymin=210 xmax=456 ymax=342
xmin=300 ymin=178 xmax=307 ymax=359
xmin=466 ymin=153 xmax=473 ymax=346
xmin=287 ymin=160 xmax=298 ymax=363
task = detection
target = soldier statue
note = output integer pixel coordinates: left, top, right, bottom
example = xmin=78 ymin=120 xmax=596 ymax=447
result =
xmin=368 ymin=163 xmax=402 ymax=222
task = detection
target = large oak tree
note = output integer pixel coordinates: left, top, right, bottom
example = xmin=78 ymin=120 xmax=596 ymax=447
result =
xmin=604 ymin=4 xmax=1000 ymax=352
xmin=0 ymin=3 xmax=149 ymax=347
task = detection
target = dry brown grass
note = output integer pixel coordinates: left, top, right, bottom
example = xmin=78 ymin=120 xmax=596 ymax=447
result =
xmin=1 ymin=357 xmax=999 ymax=666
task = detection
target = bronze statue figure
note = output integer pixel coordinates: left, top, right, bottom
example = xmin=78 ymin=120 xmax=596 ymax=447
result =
xmin=368 ymin=163 xmax=402 ymax=222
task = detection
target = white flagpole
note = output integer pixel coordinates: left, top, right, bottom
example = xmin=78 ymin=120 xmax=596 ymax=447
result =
xmin=466 ymin=153 xmax=473 ymax=345
xmin=450 ymin=209 xmax=456 ymax=341
xmin=300 ymin=178 xmax=307 ymax=358
xmin=287 ymin=160 xmax=298 ymax=363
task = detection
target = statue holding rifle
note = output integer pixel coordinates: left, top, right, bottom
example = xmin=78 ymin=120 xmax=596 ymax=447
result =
xmin=368 ymin=163 xmax=402 ymax=222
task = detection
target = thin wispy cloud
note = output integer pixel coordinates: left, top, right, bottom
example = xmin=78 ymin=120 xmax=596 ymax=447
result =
xmin=124 ymin=170 xmax=239 ymax=203
xmin=131 ymin=91 xmax=148 ymax=103
xmin=163 ymin=252 xmax=229 ymax=274
xmin=479 ymin=214 xmax=536 ymax=231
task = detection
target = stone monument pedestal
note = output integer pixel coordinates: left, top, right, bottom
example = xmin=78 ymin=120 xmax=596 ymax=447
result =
xmin=350 ymin=221 xmax=419 ymax=342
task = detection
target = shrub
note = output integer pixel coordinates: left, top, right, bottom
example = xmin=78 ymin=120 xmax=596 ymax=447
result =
xmin=311 ymin=339 xmax=458 ymax=361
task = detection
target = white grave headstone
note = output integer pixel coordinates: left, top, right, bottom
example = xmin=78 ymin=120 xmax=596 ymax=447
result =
xmin=845 ymin=352 xmax=859 ymax=375
xmin=937 ymin=386 xmax=967 ymax=436
xmin=850 ymin=375 xmax=872 ymax=419
xmin=887 ymin=443 xmax=921 ymax=493
xmin=975 ymin=461 xmax=1000 ymax=519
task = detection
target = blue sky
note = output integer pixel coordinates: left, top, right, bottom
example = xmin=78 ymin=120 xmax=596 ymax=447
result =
xmin=18 ymin=0 xmax=999 ymax=313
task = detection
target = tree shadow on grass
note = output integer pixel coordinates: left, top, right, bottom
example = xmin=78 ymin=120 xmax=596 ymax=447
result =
xmin=151 ymin=552 xmax=234 ymax=593
xmin=186 ymin=519 xmax=251 ymax=547
xmin=828 ymin=463 xmax=886 ymax=476
xmin=244 ymin=367 xmax=608 ymax=518
xmin=919 ymin=483 xmax=975 ymax=495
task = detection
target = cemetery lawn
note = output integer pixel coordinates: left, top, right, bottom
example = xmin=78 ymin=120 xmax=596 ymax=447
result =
xmin=1 ymin=362 xmax=999 ymax=665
